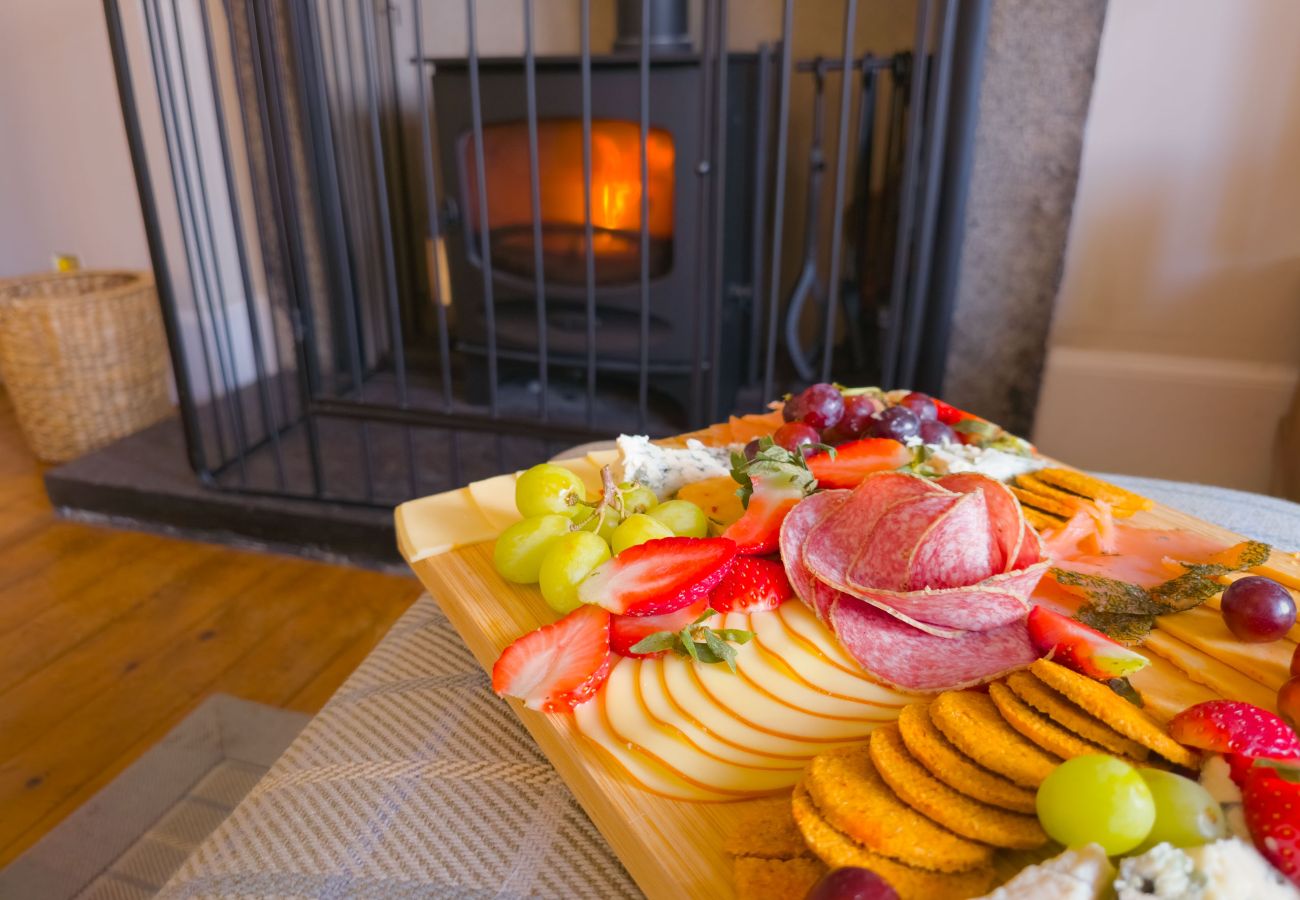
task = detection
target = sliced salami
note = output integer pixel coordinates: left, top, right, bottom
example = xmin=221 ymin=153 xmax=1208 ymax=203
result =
xmin=803 ymin=472 xmax=949 ymax=587
xmin=937 ymin=472 xmax=1025 ymax=573
xmin=1011 ymin=524 xmax=1043 ymax=570
xmin=779 ymin=490 xmax=849 ymax=621
xmin=845 ymin=562 xmax=1048 ymax=632
xmin=829 ymin=594 xmax=1039 ymax=692
xmin=846 ymin=492 xmax=995 ymax=592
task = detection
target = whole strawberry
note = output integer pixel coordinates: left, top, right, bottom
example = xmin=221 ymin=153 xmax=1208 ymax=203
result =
xmin=1244 ymin=764 xmax=1300 ymax=887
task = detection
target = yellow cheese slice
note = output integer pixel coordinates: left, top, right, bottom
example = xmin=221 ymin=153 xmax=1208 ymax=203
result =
xmin=635 ymin=657 xmax=803 ymax=770
xmin=586 ymin=449 xmax=621 ymax=471
xmin=466 ymin=473 xmax=522 ymax=533
xmin=601 ymin=657 xmax=798 ymax=795
xmin=690 ymin=651 xmax=878 ymax=741
xmin=775 ymin=600 xmax=872 ymax=675
xmin=1142 ymin=629 xmax=1278 ymax=713
xmin=658 ymin=654 xmax=851 ymax=758
xmin=748 ymin=610 xmax=916 ymax=707
xmin=572 ymin=687 xmax=732 ymax=802
xmin=1128 ymin=646 xmax=1222 ymax=724
xmin=1156 ymin=606 xmax=1294 ymax=692
xmin=722 ymin=613 xmax=903 ymax=719
xmin=394 ymin=488 xmax=495 ymax=562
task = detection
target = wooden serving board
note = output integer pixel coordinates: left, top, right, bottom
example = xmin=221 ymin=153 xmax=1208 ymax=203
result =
xmin=395 ymin=452 xmax=1300 ymax=899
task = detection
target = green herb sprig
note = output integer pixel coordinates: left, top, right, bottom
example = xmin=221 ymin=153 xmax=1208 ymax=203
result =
xmin=628 ymin=609 xmax=754 ymax=673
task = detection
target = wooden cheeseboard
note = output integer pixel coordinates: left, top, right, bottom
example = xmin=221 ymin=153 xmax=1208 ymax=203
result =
xmin=395 ymin=447 xmax=1300 ymax=899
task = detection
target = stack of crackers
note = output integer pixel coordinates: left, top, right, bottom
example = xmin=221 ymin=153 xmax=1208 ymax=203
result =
xmin=726 ymin=660 xmax=1198 ymax=900
xmin=1011 ymin=468 xmax=1152 ymax=532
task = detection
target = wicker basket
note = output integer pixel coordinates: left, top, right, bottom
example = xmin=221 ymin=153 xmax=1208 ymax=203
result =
xmin=0 ymin=270 xmax=173 ymax=463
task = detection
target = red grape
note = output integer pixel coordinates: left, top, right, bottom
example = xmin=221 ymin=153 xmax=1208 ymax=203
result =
xmin=1221 ymin=576 xmax=1296 ymax=643
xmin=782 ymin=392 xmax=807 ymax=423
xmin=867 ymin=406 xmax=920 ymax=442
xmin=795 ymin=383 xmax=845 ymax=430
xmin=918 ymin=419 xmax=958 ymax=446
xmin=743 ymin=438 xmax=762 ymax=461
xmin=1280 ymin=676 xmax=1300 ymax=732
xmin=839 ymin=395 xmax=883 ymax=436
xmin=806 ymin=867 xmax=900 ymax=900
xmin=900 ymin=392 xmax=938 ymax=421
xmin=773 ymin=422 xmax=819 ymax=455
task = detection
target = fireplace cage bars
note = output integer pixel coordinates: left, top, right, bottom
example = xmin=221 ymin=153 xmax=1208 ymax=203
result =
xmin=104 ymin=0 xmax=991 ymax=508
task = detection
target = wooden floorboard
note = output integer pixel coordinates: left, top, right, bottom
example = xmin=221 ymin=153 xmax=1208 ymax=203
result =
xmin=0 ymin=391 xmax=422 ymax=866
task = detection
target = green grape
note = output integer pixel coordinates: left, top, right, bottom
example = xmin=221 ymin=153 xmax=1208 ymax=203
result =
xmin=1135 ymin=768 xmax=1225 ymax=851
xmin=515 ymin=464 xmax=588 ymax=519
xmin=1035 ymin=755 xmax=1155 ymax=855
xmin=493 ymin=514 xmax=572 ymax=584
xmin=538 ymin=531 xmax=611 ymax=614
xmin=618 ymin=481 xmax=658 ymax=516
xmin=647 ymin=499 xmax=709 ymax=538
xmin=576 ymin=506 xmax=622 ymax=544
xmin=610 ymin=513 xmax=674 ymax=556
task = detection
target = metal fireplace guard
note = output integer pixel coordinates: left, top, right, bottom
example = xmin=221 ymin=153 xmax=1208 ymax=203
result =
xmin=104 ymin=0 xmax=991 ymax=509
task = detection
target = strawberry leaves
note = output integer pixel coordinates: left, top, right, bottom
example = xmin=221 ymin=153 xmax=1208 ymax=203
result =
xmin=729 ymin=437 xmax=820 ymax=507
xmin=628 ymin=609 xmax=754 ymax=672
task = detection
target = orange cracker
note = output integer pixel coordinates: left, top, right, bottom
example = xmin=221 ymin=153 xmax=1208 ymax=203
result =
xmin=791 ymin=783 xmax=997 ymax=900
xmin=869 ymin=722 xmax=1048 ymax=850
xmin=1009 ymin=484 xmax=1078 ymax=520
xmin=1033 ymin=468 xmax=1152 ymax=513
xmin=989 ymin=681 xmax=1117 ymax=761
xmin=1004 ymin=671 xmax=1150 ymax=760
xmin=723 ymin=795 xmax=811 ymax=860
xmin=733 ymin=856 xmax=826 ymax=900
xmin=930 ymin=691 xmax=1063 ymax=788
xmin=1021 ymin=506 xmax=1066 ymax=533
xmin=1029 ymin=659 xmax=1199 ymax=768
xmin=804 ymin=742 xmax=993 ymax=873
xmin=896 ymin=702 xmax=1037 ymax=814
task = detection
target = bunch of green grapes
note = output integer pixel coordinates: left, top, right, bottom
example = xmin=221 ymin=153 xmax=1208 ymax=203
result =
xmin=493 ymin=464 xmax=710 ymax=613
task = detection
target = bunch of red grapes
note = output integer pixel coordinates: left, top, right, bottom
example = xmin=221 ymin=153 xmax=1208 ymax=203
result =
xmin=764 ymin=383 xmax=957 ymax=457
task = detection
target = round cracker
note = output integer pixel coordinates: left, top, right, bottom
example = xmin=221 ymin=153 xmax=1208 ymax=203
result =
xmin=930 ymin=691 xmax=1062 ymax=788
xmin=804 ymin=742 xmax=993 ymax=873
xmin=897 ymin=703 xmax=1037 ymax=814
xmin=1029 ymin=659 xmax=1199 ymax=768
xmin=1005 ymin=670 xmax=1150 ymax=759
xmin=989 ymin=681 xmax=1114 ymax=761
xmin=870 ymin=722 xmax=1048 ymax=850
xmin=733 ymin=856 xmax=825 ymax=900
xmin=791 ymin=782 xmax=997 ymax=899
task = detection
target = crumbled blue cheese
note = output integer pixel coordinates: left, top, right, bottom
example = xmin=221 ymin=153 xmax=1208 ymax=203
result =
xmin=615 ymin=435 xmax=735 ymax=500
xmin=1199 ymin=755 xmax=1250 ymax=841
xmin=923 ymin=441 xmax=1046 ymax=482
xmin=978 ymin=844 xmax=1114 ymax=899
xmin=1115 ymin=840 xmax=1299 ymax=900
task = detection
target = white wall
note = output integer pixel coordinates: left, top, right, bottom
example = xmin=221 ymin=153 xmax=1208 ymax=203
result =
xmin=0 ymin=0 xmax=151 ymax=277
xmin=1034 ymin=0 xmax=1300 ymax=492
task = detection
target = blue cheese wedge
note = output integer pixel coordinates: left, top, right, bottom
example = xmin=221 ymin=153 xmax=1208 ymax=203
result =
xmin=1115 ymin=839 xmax=1299 ymax=900
xmin=978 ymin=844 xmax=1114 ymax=900
xmin=615 ymin=434 xmax=735 ymax=500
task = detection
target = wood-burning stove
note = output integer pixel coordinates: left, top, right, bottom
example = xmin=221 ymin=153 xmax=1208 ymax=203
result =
xmin=430 ymin=53 xmax=762 ymax=417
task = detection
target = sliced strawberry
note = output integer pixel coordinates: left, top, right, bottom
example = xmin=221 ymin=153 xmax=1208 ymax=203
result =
xmin=723 ymin=479 xmax=804 ymax=555
xmin=1027 ymin=605 xmax=1149 ymax=680
xmin=1168 ymin=701 xmax=1300 ymax=768
xmin=932 ymin=397 xmax=967 ymax=425
xmin=1244 ymin=764 xmax=1300 ymax=887
xmin=710 ymin=556 xmax=793 ymax=613
xmin=610 ymin=597 xmax=709 ymax=657
xmin=805 ymin=438 xmax=911 ymax=490
xmin=577 ymin=536 xmax=737 ymax=616
xmin=491 ymin=604 xmax=612 ymax=712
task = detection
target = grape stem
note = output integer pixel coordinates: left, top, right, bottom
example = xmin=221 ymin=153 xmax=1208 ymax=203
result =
xmin=570 ymin=466 xmax=624 ymax=534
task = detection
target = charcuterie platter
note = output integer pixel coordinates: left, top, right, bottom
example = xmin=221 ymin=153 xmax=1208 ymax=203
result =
xmin=396 ymin=385 xmax=1300 ymax=899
